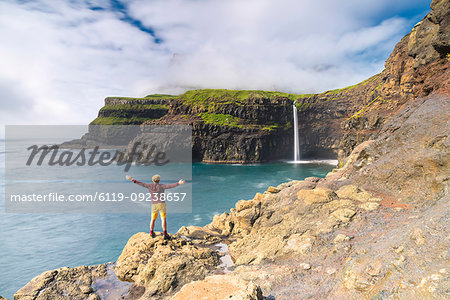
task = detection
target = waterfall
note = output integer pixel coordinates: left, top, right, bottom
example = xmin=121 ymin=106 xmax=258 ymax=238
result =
xmin=293 ymin=102 xmax=300 ymax=161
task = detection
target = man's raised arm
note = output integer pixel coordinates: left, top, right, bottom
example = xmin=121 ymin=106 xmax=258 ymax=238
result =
xmin=126 ymin=175 xmax=148 ymax=188
xmin=162 ymin=179 xmax=185 ymax=189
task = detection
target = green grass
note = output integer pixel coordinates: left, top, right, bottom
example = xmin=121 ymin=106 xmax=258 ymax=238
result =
xmin=320 ymin=85 xmax=357 ymax=95
xmin=179 ymin=89 xmax=313 ymax=110
xmin=184 ymin=89 xmax=301 ymax=101
xmin=199 ymin=112 xmax=242 ymax=127
xmin=90 ymin=117 xmax=156 ymax=125
xmin=144 ymin=94 xmax=178 ymax=99
xmin=96 ymin=77 xmax=386 ymax=124
xmin=346 ymin=96 xmax=384 ymax=120
xmin=100 ymin=104 xmax=169 ymax=111
xmin=105 ymin=96 xmax=148 ymax=101
xmin=319 ymin=74 xmax=381 ymax=96
xmin=295 ymin=101 xmax=314 ymax=111
xmin=198 ymin=112 xmax=283 ymax=132
xmin=261 ymin=123 xmax=281 ymax=131
xmin=106 ymin=94 xmax=177 ymax=101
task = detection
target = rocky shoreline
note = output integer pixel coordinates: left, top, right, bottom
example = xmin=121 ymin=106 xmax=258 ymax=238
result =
xmin=10 ymin=0 xmax=449 ymax=299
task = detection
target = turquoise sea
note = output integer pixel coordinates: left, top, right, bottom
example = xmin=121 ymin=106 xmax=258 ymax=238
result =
xmin=0 ymin=140 xmax=334 ymax=298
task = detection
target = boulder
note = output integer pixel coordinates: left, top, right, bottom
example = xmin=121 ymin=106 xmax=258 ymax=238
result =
xmin=300 ymin=263 xmax=311 ymax=270
xmin=176 ymin=226 xmax=222 ymax=244
xmin=360 ymin=202 xmax=380 ymax=211
xmin=323 ymin=199 xmax=356 ymax=211
xmin=333 ymin=233 xmax=351 ymax=244
xmin=285 ymin=233 xmax=315 ymax=254
xmin=253 ymin=192 xmax=266 ymax=201
xmin=233 ymin=204 xmax=262 ymax=234
xmin=336 ymin=185 xmax=375 ymax=202
xmin=236 ymin=199 xmax=255 ymax=212
xmin=267 ymin=186 xmax=281 ymax=193
xmin=410 ymin=228 xmax=426 ymax=245
xmin=343 ymin=259 xmax=385 ymax=292
xmin=170 ymin=274 xmax=263 ymax=300
xmin=330 ymin=208 xmax=356 ymax=223
xmin=209 ymin=212 xmax=235 ymax=235
xmin=297 ymin=187 xmax=337 ymax=204
xmin=114 ymin=232 xmax=220 ymax=298
xmin=14 ymin=265 xmax=108 ymax=300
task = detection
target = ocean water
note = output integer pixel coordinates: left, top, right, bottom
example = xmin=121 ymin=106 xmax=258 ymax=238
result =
xmin=0 ymin=141 xmax=334 ymax=298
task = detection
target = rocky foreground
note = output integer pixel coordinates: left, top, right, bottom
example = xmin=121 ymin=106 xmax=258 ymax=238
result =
xmin=10 ymin=0 xmax=449 ymax=299
xmin=13 ymin=93 xmax=449 ymax=299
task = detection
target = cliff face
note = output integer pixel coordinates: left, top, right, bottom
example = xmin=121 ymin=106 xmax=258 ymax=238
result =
xmin=90 ymin=97 xmax=173 ymax=125
xmin=89 ymin=0 xmax=448 ymax=163
xmin=335 ymin=0 xmax=449 ymax=162
xmin=150 ymin=91 xmax=297 ymax=162
xmin=293 ymin=0 xmax=449 ymax=164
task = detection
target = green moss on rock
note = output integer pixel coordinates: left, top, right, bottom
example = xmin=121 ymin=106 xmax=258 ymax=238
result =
xmin=100 ymin=103 xmax=169 ymax=111
xmin=90 ymin=116 xmax=156 ymax=125
xmin=199 ymin=112 xmax=243 ymax=128
xmin=144 ymin=93 xmax=178 ymax=99
xmin=179 ymin=89 xmax=311 ymax=110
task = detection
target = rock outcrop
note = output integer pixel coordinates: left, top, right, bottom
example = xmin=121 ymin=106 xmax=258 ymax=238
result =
xmin=114 ymin=232 xmax=221 ymax=298
xmin=90 ymin=96 xmax=174 ymax=125
xmin=135 ymin=91 xmax=296 ymax=162
xmin=170 ymin=274 xmax=262 ymax=300
xmin=335 ymin=95 xmax=449 ymax=205
xmin=14 ymin=264 xmax=109 ymax=300
xmin=14 ymin=234 xmax=222 ymax=300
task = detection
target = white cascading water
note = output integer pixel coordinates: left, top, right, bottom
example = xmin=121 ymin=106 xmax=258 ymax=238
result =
xmin=293 ymin=102 xmax=300 ymax=161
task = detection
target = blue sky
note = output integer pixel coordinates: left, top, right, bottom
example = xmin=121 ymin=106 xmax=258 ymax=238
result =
xmin=0 ymin=0 xmax=431 ymax=126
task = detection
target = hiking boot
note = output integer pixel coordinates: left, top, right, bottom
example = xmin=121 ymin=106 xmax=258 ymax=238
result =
xmin=150 ymin=231 xmax=156 ymax=238
xmin=163 ymin=233 xmax=171 ymax=240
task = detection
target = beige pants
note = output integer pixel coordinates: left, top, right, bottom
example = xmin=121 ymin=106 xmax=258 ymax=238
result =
xmin=151 ymin=203 xmax=167 ymax=218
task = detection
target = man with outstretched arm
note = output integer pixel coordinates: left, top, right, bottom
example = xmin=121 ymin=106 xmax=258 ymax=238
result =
xmin=126 ymin=174 xmax=185 ymax=239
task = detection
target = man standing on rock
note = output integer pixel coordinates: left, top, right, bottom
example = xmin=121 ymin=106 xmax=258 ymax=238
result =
xmin=126 ymin=174 xmax=185 ymax=239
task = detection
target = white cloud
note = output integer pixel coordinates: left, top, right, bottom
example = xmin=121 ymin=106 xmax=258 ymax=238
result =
xmin=0 ymin=0 xmax=428 ymax=126
xmin=128 ymin=0 xmax=420 ymax=95
xmin=0 ymin=0 xmax=170 ymax=125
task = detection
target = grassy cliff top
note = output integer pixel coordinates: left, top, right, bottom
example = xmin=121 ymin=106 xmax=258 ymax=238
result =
xmin=90 ymin=116 xmax=156 ymax=125
xmin=93 ymin=77 xmax=377 ymax=126
xmin=102 ymin=75 xmax=378 ymax=114
xmin=106 ymin=79 xmax=373 ymax=107
xmin=143 ymin=93 xmax=178 ymax=99
xmin=180 ymin=89 xmax=311 ymax=102
xmin=106 ymin=72 xmax=380 ymax=104
xmin=177 ymin=89 xmax=315 ymax=111
xmin=105 ymin=94 xmax=177 ymax=101
xmin=99 ymin=103 xmax=169 ymax=111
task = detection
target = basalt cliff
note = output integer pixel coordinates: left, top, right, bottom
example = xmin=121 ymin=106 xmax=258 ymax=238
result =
xmin=85 ymin=0 xmax=449 ymax=165
xmin=12 ymin=0 xmax=449 ymax=299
